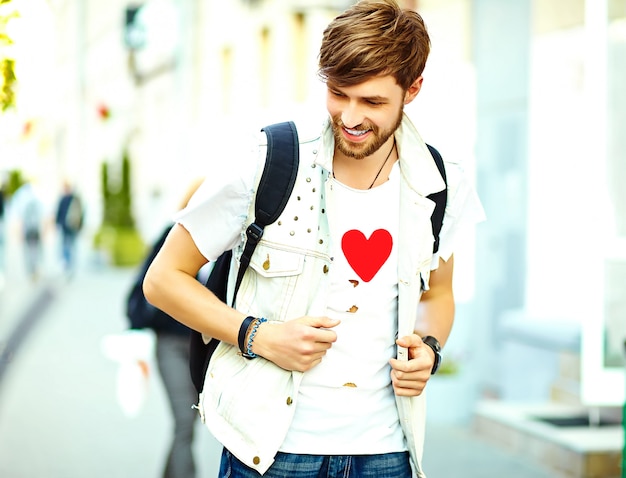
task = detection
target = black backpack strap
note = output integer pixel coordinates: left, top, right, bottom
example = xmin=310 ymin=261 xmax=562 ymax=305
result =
xmin=232 ymin=121 xmax=299 ymax=304
xmin=190 ymin=121 xmax=300 ymax=393
xmin=426 ymin=144 xmax=447 ymax=254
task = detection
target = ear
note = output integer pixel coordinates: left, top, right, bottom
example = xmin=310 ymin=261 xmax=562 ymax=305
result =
xmin=404 ymin=76 xmax=423 ymax=105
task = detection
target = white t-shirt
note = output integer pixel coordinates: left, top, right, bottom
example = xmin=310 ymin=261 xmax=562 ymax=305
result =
xmin=280 ymin=162 xmax=406 ymax=455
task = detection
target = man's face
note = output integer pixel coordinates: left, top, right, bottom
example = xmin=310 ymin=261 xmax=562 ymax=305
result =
xmin=326 ymin=75 xmax=405 ymax=160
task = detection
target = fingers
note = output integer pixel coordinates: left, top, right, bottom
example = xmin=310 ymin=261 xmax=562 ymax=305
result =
xmin=391 ymin=369 xmax=428 ymax=397
xmin=390 ymin=360 xmax=431 ymax=397
xmin=395 ymin=333 xmax=422 ymax=349
xmin=302 ymin=316 xmax=341 ymax=329
xmin=292 ymin=316 xmax=342 ymax=371
xmin=390 ymin=334 xmax=432 ymax=396
xmin=256 ymin=317 xmax=339 ymax=372
xmin=297 ymin=316 xmax=340 ymax=346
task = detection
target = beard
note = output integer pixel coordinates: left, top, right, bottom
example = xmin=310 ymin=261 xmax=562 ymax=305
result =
xmin=331 ymin=107 xmax=404 ymax=160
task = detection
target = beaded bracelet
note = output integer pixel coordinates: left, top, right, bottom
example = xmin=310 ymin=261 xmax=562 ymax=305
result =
xmin=242 ymin=317 xmax=267 ymax=359
xmin=237 ymin=316 xmax=257 ymax=355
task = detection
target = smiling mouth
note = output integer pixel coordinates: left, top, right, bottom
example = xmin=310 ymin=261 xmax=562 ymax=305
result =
xmin=344 ymin=127 xmax=369 ymax=136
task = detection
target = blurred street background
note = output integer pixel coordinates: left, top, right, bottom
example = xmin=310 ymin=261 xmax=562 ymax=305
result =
xmin=0 ymin=0 xmax=624 ymax=477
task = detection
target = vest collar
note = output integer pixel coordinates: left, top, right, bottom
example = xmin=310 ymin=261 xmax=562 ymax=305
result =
xmin=313 ymin=114 xmax=446 ymax=199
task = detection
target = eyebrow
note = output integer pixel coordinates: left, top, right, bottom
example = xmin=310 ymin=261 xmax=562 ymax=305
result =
xmin=361 ymin=95 xmax=387 ymax=103
xmin=328 ymin=84 xmax=389 ymax=103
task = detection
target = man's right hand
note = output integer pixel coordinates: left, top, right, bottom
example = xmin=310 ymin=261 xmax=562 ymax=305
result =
xmin=252 ymin=316 xmax=340 ymax=372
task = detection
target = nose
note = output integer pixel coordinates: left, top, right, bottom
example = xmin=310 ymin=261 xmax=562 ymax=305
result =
xmin=341 ymin=102 xmax=364 ymax=129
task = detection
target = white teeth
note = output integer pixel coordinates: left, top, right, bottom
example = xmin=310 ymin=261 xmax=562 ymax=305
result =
xmin=346 ymin=128 xmax=367 ymax=136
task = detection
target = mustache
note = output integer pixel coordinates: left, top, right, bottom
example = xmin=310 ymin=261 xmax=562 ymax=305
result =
xmin=331 ymin=116 xmax=377 ymax=134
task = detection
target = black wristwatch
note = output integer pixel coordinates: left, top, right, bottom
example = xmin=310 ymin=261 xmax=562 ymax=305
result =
xmin=422 ymin=336 xmax=442 ymax=375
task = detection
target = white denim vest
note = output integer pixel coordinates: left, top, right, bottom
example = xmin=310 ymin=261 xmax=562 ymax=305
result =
xmin=198 ymin=116 xmax=448 ymax=477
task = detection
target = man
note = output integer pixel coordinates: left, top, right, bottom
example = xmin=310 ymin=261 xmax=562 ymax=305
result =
xmin=55 ymin=180 xmax=84 ymax=275
xmin=13 ymin=181 xmax=44 ymax=281
xmin=0 ymin=181 xmax=5 ymax=288
xmin=144 ymin=1 xmax=484 ymax=477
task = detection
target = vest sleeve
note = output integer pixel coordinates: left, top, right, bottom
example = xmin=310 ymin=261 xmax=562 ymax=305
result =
xmin=431 ymin=162 xmax=485 ymax=269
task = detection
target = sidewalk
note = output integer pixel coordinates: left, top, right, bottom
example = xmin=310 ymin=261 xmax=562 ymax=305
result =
xmin=0 ymin=236 xmax=555 ymax=477
xmin=0 ymin=263 xmax=222 ymax=478
xmin=0 ymin=227 xmax=58 ymax=382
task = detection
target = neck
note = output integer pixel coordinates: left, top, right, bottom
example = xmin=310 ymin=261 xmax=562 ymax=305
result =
xmin=332 ymin=137 xmax=397 ymax=190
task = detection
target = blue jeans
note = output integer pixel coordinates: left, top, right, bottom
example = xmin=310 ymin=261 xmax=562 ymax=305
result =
xmin=60 ymin=229 xmax=78 ymax=272
xmin=219 ymin=448 xmax=411 ymax=478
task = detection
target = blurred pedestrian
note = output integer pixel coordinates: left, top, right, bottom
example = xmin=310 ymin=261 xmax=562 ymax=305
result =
xmin=0 ymin=180 xmax=6 ymax=288
xmin=126 ymin=179 xmax=204 ymax=478
xmin=12 ymin=181 xmax=44 ymax=281
xmin=55 ymin=180 xmax=84 ymax=276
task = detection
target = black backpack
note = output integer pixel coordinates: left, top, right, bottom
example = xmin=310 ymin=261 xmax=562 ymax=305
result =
xmin=189 ymin=122 xmax=447 ymax=394
xmin=126 ymin=225 xmax=183 ymax=331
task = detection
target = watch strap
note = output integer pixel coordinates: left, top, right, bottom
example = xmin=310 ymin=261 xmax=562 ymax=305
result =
xmin=422 ymin=335 xmax=442 ymax=375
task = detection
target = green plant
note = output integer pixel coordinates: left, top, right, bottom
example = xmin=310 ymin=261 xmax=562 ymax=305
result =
xmin=100 ymin=150 xmax=135 ymax=229
xmin=4 ymin=168 xmax=25 ymax=197
xmin=95 ymin=148 xmax=145 ymax=266
xmin=437 ymin=358 xmax=460 ymax=375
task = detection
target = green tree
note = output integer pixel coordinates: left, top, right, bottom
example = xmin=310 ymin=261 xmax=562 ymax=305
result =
xmin=0 ymin=0 xmax=18 ymax=112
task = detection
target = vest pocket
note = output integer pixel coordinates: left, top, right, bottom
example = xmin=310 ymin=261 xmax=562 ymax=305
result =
xmin=249 ymin=243 xmax=305 ymax=278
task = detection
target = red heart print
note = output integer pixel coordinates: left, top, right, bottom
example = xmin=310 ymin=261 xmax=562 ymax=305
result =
xmin=341 ymin=229 xmax=393 ymax=282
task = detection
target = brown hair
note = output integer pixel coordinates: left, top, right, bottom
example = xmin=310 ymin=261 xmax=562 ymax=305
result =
xmin=318 ymin=0 xmax=430 ymax=90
